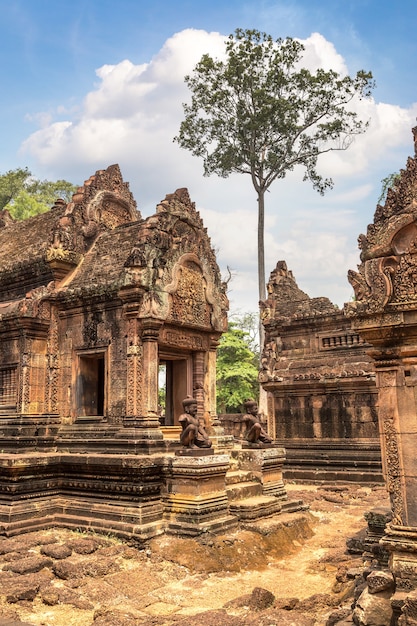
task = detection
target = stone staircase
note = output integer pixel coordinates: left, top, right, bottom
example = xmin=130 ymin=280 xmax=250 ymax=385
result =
xmin=225 ymin=448 xmax=305 ymax=521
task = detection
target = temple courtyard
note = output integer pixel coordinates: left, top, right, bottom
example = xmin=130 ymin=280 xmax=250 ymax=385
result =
xmin=0 ymin=483 xmax=389 ymax=626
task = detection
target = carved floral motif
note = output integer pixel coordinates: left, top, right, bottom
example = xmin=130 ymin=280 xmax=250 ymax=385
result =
xmin=382 ymin=415 xmax=405 ymax=525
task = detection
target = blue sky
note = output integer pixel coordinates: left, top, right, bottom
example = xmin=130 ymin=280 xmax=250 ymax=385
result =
xmin=1 ymin=0 xmax=417 ymax=313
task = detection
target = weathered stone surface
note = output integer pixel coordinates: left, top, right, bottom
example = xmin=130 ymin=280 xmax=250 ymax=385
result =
xmin=92 ymin=608 xmax=143 ymax=625
xmin=3 ymin=556 xmax=53 ymax=575
xmin=5 ymin=583 xmax=40 ymax=604
xmin=53 ymin=556 xmax=119 ymax=580
xmin=40 ymin=543 xmax=72 ymax=559
xmin=0 ymin=533 xmax=57 ymax=556
xmin=399 ymin=594 xmax=417 ymax=624
xmin=247 ymin=587 xmax=275 ymax=610
xmin=39 ymin=587 xmax=60 ymax=606
xmin=297 ymin=593 xmax=339 ymax=612
xmin=1 ymin=571 xmax=52 ymax=605
xmin=66 ymin=537 xmax=104 ymax=554
xmin=274 ymin=597 xmax=300 ymax=610
xmin=367 ymin=570 xmax=395 ymax=594
xmin=325 ymin=608 xmax=353 ymax=626
xmin=353 ymin=587 xmax=393 ymax=626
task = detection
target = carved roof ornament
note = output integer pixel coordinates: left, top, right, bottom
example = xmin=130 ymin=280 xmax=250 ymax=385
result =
xmin=44 ymin=165 xmax=139 ymax=282
xmin=346 ymin=127 xmax=417 ymax=316
xmin=260 ymin=260 xmax=336 ymax=325
xmin=124 ymin=188 xmax=227 ymax=332
xmin=64 ymin=163 xmax=139 ymax=236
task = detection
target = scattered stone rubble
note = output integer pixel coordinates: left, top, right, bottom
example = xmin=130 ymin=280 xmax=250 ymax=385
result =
xmin=0 ymin=485 xmax=392 ymax=626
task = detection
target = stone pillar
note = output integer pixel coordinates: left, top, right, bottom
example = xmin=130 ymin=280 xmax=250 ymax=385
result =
xmin=120 ymin=316 xmax=163 ymax=448
xmin=207 ymin=336 xmax=224 ymax=435
xmin=141 ymin=319 xmax=162 ymax=421
xmin=373 ymin=343 xmax=417 ymax=611
xmin=192 ymin=350 xmax=205 ymax=420
xmin=348 ymin=318 xmax=417 ymax=602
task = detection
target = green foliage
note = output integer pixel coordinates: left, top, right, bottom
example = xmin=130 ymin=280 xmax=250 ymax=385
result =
xmin=0 ymin=167 xmax=77 ymax=220
xmin=175 ymin=28 xmax=374 ymax=305
xmin=158 ymin=364 xmax=166 ymax=412
xmin=378 ymin=172 xmax=400 ymax=205
xmin=229 ymin=311 xmax=260 ymax=355
xmin=216 ymin=318 xmax=260 ymax=414
xmin=0 ymin=167 xmax=31 ymax=211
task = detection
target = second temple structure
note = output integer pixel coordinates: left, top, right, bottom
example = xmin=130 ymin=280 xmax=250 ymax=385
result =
xmin=259 ymin=261 xmax=382 ymax=483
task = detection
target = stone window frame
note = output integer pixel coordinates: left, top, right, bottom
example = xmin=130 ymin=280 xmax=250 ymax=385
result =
xmin=0 ymin=364 xmax=18 ymax=412
xmin=316 ymin=331 xmax=365 ymax=351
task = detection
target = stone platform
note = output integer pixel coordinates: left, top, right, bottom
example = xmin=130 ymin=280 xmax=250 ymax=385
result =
xmin=0 ymin=441 xmax=305 ymax=540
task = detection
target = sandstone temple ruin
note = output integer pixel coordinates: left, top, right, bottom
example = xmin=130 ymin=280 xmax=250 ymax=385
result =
xmin=0 ymin=164 xmax=299 ymax=539
xmin=259 ymin=261 xmax=382 ymax=483
xmin=258 ymin=128 xmax=417 ymax=623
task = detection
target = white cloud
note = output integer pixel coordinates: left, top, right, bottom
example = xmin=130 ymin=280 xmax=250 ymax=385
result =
xmin=298 ymin=32 xmax=347 ymax=73
xmin=20 ymin=28 xmax=417 ymax=313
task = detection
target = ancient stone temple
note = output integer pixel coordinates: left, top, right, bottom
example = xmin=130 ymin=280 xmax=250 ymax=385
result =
xmin=0 ymin=165 xmax=299 ymax=538
xmin=0 ymin=165 xmax=227 ymax=439
xmin=345 ymin=128 xmax=417 ymax=624
xmin=259 ymin=261 xmax=382 ymax=483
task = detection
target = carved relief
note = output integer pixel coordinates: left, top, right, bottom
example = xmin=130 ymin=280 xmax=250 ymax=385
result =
xmin=260 ymin=340 xmax=281 ymax=381
xmin=159 ymin=329 xmax=206 ymax=350
xmin=392 ymin=252 xmax=417 ymax=302
xmin=126 ymin=319 xmax=143 ymax=416
xmin=347 ymin=132 xmax=417 ymax=315
xmin=347 ymin=256 xmax=399 ymax=314
xmin=46 ymin=308 xmax=59 ymax=413
xmin=82 ymin=311 xmax=103 ymax=347
xmin=168 ymin=260 xmax=211 ymax=327
xmin=382 ymin=414 xmax=405 ymax=525
xmin=20 ymin=341 xmax=31 ymax=411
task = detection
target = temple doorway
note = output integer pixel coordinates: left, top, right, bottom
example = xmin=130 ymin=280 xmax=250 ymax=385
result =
xmin=158 ymin=352 xmax=191 ymax=426
xmin=75 ymin=351 xmax=106 ymax=418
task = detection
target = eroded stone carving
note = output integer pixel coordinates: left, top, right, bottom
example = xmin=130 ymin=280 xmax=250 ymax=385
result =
xmin=346 ymin=128 xmax=417 ymax=316
xmin=241 ymin=399 xmax=272 ymax=446
xmin=179 ymin=396 xmax=212 ymax=449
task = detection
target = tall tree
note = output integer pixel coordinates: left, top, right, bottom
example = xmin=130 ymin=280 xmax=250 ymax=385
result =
xmin=175 ymin=28 xmax=374 ymax=337
xmin=0 ymin=168 xmax=77 ymax=220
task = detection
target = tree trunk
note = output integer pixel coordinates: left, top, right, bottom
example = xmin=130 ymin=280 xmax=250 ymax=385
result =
xmin=257 ymin=189 xmax=266 ymax=350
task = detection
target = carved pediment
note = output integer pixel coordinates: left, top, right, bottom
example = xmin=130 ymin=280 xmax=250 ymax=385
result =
xmin=346 ymin=130 xmax=417 ymax=316
xmin=167 ymin=257 xmax=211 ymax=328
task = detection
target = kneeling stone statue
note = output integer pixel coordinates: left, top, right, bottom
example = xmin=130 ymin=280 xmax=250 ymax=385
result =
xmin=179 ymin=396 xmax=212 ymax=449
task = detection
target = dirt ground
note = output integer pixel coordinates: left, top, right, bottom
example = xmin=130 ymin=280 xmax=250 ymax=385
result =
xmin=0 ymin=483 xmax=390 ymax=626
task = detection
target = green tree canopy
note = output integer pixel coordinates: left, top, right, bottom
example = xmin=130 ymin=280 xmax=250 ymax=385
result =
xmin=0 ymin=167 xmax=77 ymax=220
xmin=216 ymin=318 xmax=260 ymax=414
xmin=175 ymin=28 xmax=374 ymax=329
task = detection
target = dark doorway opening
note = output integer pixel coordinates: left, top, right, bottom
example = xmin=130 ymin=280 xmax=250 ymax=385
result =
xmin=158 ymin=356 xmax=190 ymax=426
xmin=76 ymin=353 xmax=105 ymax=417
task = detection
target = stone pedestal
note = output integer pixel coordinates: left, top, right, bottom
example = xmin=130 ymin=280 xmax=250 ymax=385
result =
xmin=162 ymin=453 xmax=237 ymax=536
xmin=231 ymin=447 xmax=286 ymax=499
